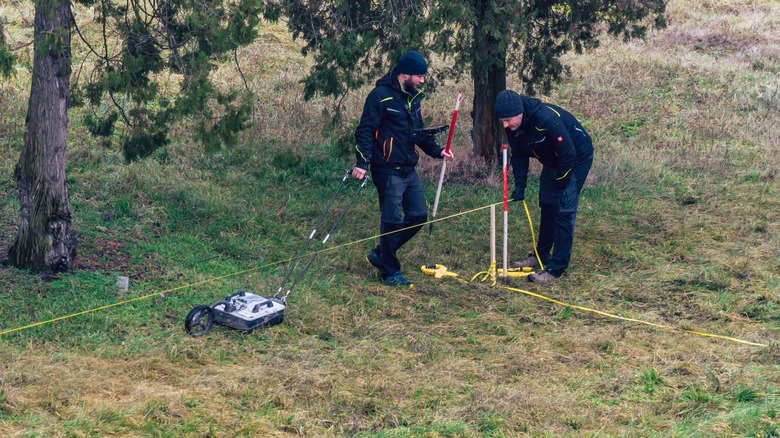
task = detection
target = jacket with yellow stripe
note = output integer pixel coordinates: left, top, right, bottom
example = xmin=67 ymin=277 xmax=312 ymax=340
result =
xmin=354 ymin=68 xmax=444 ymax=176
xmin=506 ymin=96 xmax=593 ymax=193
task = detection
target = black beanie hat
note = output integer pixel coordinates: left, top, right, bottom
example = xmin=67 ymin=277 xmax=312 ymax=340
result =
xmin=494 ymin=90 xmax=524 ymax=119
xmin=397 ymin=51 xmax=428 ymax=75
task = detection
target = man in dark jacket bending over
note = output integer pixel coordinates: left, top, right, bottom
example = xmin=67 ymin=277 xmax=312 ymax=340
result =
xmin=352 ymin=51 xmax=453 ymax=287
xmin=495 ymin=90 xmax=593 ymax=282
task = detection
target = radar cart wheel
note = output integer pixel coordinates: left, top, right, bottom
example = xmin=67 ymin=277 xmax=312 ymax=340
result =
xmin=185 ymin=305 xmax=214 ymax=337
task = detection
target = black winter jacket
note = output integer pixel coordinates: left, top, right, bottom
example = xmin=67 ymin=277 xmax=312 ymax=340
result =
xmin=506 ymin=96 xmax=594 ymax=193
xmin=355 ymin=68 xmax=444 ymax=176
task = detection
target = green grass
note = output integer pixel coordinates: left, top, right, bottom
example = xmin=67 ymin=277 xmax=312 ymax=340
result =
xmin=1 ymin=0 xmax=780 ymax=436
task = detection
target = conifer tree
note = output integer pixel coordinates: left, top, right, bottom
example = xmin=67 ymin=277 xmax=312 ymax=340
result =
xmin=0 ymin=20 xmax=14 ymax=78
xmin=73 ymin=0 xmax=265 ymax=160
xmin=273 ymin=0 xmax=666 ymax=160
xmin=5 ymin=0 xmax=265 ymax=272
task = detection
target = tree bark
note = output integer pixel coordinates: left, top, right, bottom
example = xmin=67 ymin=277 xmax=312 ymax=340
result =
xmin=471 ymin=61 xmax=506 ymax=162
xmin=470 ymin=0 xmax=507 ymax=162
xmin=9 ymin=0 xmax=76 ymax=272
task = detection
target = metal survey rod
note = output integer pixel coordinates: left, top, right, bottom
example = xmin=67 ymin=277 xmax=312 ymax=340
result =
xmin=490 ymin=204 xmax=496 ymax=281
xmin=429 ymin=93 xmax=463 ymax=234
xmin=502 ymin=144 xmax=508 ymax=280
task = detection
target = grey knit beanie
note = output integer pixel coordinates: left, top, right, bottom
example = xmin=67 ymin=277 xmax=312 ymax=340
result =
xmin=494 ymin=90 xmax=524 ymax=119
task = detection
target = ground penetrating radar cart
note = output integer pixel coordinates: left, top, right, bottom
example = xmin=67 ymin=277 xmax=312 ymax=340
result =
xmin=184 ymin=171 xmax=369 ymax=336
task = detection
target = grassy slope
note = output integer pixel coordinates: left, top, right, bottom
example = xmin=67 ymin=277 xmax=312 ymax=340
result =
xmin=1 ymin=0 xmax=779 ymax=436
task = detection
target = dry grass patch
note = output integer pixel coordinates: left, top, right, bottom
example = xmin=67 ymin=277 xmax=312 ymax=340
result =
xmin=661 ymin=0 xmax=780 ymax=72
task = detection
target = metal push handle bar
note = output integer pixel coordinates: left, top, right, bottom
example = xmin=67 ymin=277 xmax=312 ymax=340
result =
xmin=279 ymin=174 xmax=370 ymax=301
xmin=276 ymin=170 xmax=351 ymax=296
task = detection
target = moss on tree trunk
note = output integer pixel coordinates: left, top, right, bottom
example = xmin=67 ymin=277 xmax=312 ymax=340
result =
xmin=9 ymin=0 xmax=76 ymax=272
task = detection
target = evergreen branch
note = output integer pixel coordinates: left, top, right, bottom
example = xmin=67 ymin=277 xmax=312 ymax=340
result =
xmin=233 ymin=49 xmax=250 ymax=93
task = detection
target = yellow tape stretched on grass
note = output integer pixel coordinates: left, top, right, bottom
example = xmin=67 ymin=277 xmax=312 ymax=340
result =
xmin=0 ymin=204 xmax=499 ymax=337
xmin=502 ymin=285 xmax=768 ymax=347
xmin=424 ymin=264 xmax=768 ymax=348
xmin=0 ymin=264 xmax=274 ymax=337
xmin=0 ymin=200 xmax=770 ymax=348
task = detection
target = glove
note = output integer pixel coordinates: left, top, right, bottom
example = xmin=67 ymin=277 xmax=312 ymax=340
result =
xmin=512 ymin=186 xmax=525 ymax=201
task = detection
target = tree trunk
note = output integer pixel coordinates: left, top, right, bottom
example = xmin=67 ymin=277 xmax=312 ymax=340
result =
xmin=470 ymin=0 xmax=507 ymax=162
xmin=471 ymin=61 xmax=506 ymax=162
xmin=9 ymin=0 xmax=76 ymax=272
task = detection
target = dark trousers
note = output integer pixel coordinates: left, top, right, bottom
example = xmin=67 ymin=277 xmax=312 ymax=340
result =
xmin=536 ymin=157 xmax=593 ymax=275
xmin=372 ymin=170 xmax=427 ymax=277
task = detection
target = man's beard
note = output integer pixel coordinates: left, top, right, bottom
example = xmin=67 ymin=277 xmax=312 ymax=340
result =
xmin=402 ymin=78 xmax=417 ymax=93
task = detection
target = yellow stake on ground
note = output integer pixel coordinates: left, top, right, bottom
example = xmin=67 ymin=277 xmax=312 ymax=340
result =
xmin=420 ymin=264 xmax=460 ymax=279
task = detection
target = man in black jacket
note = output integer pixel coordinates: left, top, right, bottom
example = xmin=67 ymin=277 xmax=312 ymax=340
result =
xmin=495 ymin=90 xmax=593 ymax=282
xmin=352 ymin=51 xmax=453 ymax=287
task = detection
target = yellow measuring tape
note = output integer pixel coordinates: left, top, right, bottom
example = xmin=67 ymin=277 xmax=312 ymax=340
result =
xmin=0 ymin=204 xmax=499 ymax=337
xmin=421 ymin=263 xmax=768 ymax=348
xmin=1 ymin=200 xmax=770 ymax=348
xmin=471 ymin=263 xmax=534 ymax=285
xmin=502 ymin=285 xmax=769 ymax=348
